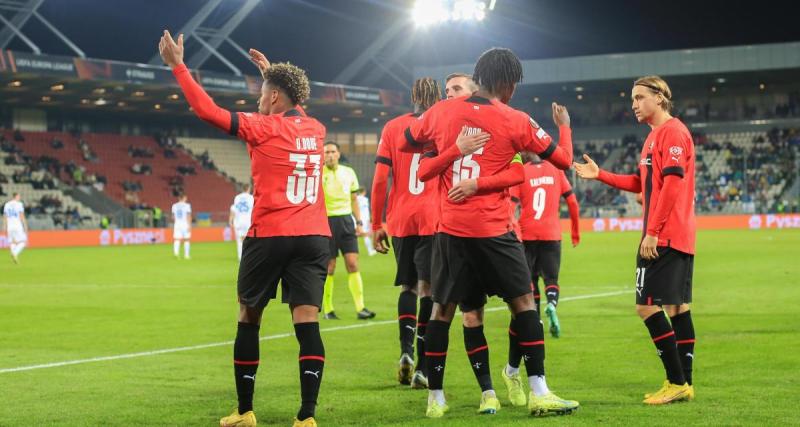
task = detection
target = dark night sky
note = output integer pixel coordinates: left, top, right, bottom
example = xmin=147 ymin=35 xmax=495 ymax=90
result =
xmin=6 ymin=0 xmax=800 ymax=89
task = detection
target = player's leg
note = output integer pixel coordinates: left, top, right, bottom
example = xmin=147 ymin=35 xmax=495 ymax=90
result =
xmin=182 ymin=226 xmax=191 ymax=259
xmin=665 ymin=303 xmax=694 ymax=398
xmin=341 ymin=221 xmax=374 ymax=319
xmin=173 ymin=235 xmax=180 ymax=257
xmin=236 ymin=231 xmax=245 ymax=261
xmin=222 ymin=236 xmax=275 ymax=427
xmin=283 ymin=235 xmax=329 ymax=426
xmin=425 ymin=302 xmax=456 ymax=418
xmin=291 ymin=305 xmax=325 ymax=426
xmin=413 ymin=279 xmax=433 ymax=389
xmin=506 ymin=241 xmax=538 ymax=393
xmin=392 ymin=236 xmax=421 ymax=384
xmin=482 ymin=234 xmax=577 ymax=416
xmin=411 ymin=234 xmax=434 ymax=388
xmin=322 ymin=219 xmax=339 ymax=319
xmin=461 ymin=305 xmax=500 ymax=414
xmin=540 ymin=241 xmax=562 ymax=337
xmin=637 ymin=249 xmax=691 ymax=404
xmin=397 ymin=283 xmax=418 ymax=384
xmin=503 ymin=309 xmax=527 ymax=407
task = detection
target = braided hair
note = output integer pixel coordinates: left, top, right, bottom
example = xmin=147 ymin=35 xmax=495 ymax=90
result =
xmin=411 ymin=77 xmax=441 ymax=111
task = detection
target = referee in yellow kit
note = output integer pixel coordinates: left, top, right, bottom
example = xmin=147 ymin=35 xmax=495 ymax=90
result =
xmin=321 ymin=141 xmax=376 ymax=320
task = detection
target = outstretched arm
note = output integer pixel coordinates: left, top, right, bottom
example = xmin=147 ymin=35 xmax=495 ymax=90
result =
xmin=574 ymin=154 xmax=641 ymax=193
xmin=160 ymin=30 xmax=233 ymax=133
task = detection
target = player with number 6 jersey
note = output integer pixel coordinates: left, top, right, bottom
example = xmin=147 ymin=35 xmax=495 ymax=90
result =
xmin=372 ymin=77 xmax=442 ymax=390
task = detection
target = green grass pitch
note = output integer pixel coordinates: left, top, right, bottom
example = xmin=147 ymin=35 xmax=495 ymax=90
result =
xmin=1 ymin=229 xmax=798 ymax=426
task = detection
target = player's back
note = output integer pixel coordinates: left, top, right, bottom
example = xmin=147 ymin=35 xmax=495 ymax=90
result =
xmin=3 ymin=200 xmax=24 ymax=227
xmin=232 ymin=192 xmax=254 ymax=224
xmin=517 ymin=161 xmax=570 ymax=241
xmin=378 ymin=113 xmax=438 ymax=236
xmin=409 ymin=96 xmax=540 ymax=238
xmin=234 ymin=109 xmax=330 ymax=237
xmin=172 ymin=202 xmax=191 ymax=224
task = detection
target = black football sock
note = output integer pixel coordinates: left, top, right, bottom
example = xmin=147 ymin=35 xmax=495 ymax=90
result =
xmin=463 ymin=325 xmax=493 ymax=391
xmin=507 ymin=317 xmax=521 ymax=369
xmin=397 ymin=290 xmax=417 ymax=357
xmin=544 ymin=283 xmax=560 ymax=306
xmin=424 ymin=320 xmax=451 ymax=390
xmin=644 ymin=311 xmax=686 ymax=385
xmin=671 ymin=311 xmax=695 ymax=385
xmin=416 ymin=297 xmax=433 ymax=375
xmin=295 ymin=322 xmax=325 ymax=421
xmin=514 ymin=310 xmax=545 ymax=378
xmin=233 ymin=322 xmax=260 ymax=414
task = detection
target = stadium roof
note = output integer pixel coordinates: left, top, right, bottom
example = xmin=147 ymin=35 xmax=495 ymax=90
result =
xmin=2 ymin=0 xmax=799 ymax=91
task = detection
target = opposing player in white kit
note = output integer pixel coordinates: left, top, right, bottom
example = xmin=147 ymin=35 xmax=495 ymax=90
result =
xmin=3 ymin=193 xmax=28 ymax=264
xmin=171 ymin=194 xmax=192 ymax=259
xmin=356 ymin=188 xmax=376 ymax=256
xmin=229 ymin=184 xmax=255 ymax=261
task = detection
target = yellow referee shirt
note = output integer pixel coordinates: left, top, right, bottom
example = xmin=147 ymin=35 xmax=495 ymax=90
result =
xmin=323 ymin=164 xmax=359 ymax=216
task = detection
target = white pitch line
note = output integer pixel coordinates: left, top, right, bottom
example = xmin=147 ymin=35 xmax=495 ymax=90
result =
xmin=0 ymin=288 xmax=629 ymax=374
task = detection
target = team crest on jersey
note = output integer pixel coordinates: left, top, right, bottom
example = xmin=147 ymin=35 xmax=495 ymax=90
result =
xmin=669 ymin=146 xmax=683 ymax=156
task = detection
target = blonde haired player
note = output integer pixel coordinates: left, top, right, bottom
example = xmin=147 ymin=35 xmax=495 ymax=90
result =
xmin=171 ymin=194 xmax=192 ymax=259
xmin=3 ymin=193 xmax=28 ymax=264
xmin=229 ymin=184 xmax=255 ymax=261
xmin=575 ymin=75 xmax=696 ymax=405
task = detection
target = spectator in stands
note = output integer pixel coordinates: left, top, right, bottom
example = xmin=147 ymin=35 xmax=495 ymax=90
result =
xmin=13 ymin=129 xmax=24 ymax=142
xmin=51 ymin=138 xmax=64 ymax=149
xmin=198 ymin=150 xmax=216 ymax=170
xmin=177 ymin=164 xmax=196 ymax=175
xmin=131 ymin=162 xmax=152 ymax=175
xmin=163 ymin=148 xmax=176 ymax=159
xmin=72 ymin=166 xmax=84 ymax=185
xmin=0 ymin=171 xmax=7 ymax=183
xmin=78 ymin=139 xmax=97 ymax=162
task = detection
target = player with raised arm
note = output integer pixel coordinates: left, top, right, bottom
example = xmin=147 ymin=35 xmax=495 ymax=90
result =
xmin=161 ymin=31 xmax=329 ymax=427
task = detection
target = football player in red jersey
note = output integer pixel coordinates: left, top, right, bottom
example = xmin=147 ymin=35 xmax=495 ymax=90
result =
xmin=161 ymin=31 xmax=328 ymax=427
xmin=575 ymin=75 xmax=696 ymax=405
xmin=442 ymin=72 xmax=529 ymax=410
xmin=405 ymin=47 xmax=578 ymax=418
xmin=371 ymin=77 xmax=442 ymax=389
xmin=512 ymin=152 xmax=580 ymax=333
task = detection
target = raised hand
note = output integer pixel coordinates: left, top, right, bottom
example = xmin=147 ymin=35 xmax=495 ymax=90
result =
xmin=574 ymin=154 xmax=600 ymax=180
xmin=552 ymin=102 xmax=570 ymax=127
xmin=158 ymin=30 xmax=184 ymax=68
xmin=455 ymin=125 xmax=490 ymax=155
xmin=248 ymin=48 xmax=271 ymax=77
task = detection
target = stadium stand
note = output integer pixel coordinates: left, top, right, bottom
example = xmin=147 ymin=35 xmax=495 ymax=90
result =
xmin=1 ymin=130 xmax=237 ymax=222
xmin=177 ymin=137 xmax=251 ymax=185
xmin=580 ymin=128 xmax=800 ymax=217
